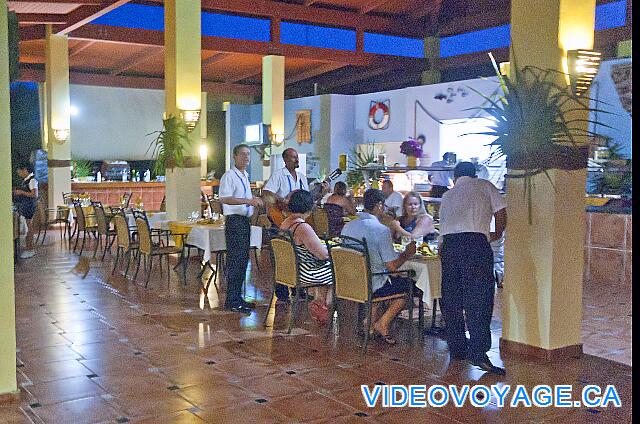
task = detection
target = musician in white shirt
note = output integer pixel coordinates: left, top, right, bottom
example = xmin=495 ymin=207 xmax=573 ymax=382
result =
xmin=263 ymin=148 xmax=309 ymax=206
xmin=218 ymin=144 xmax=264 ymax=314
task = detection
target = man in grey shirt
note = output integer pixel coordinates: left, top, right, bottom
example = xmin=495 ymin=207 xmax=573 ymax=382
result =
xmin=341 ymin=189 xmax=417 ymax=344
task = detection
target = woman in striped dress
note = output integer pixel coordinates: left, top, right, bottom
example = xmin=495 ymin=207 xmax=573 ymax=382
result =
xmin=280 ymin=190 xmax=333 ymax=324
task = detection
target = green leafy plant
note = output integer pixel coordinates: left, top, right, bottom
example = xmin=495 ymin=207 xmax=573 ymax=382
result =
xmin=346 ymin=144 xmax=384 ymax=190
xmin=147 ymin=115 xmax=193 ymax=175
xmin=467 ymin=53 xmax=611 ymax=223
xmin=594 ymin=158 xmax=632 ymax=196
xmin=71 ymin=159 xmax=93 ymax=178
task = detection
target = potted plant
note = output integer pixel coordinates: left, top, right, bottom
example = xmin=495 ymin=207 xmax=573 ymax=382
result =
xmin=469 ymin=53 xmax=610 ymax=222
xmin=147 ymin=115 xmax=193 ymax=175
xmin=71 ymin=159 xmax=93 ymax=182
xmin=346 ymin=144 xmax=384 ymax=191
xmin=399 ymin=137 xmax=423 ymax=167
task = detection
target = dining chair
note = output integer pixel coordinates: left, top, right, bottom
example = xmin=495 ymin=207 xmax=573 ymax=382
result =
xmin=265 ymin=231 xmax=331 ymax=334
xmin=132 ymin=211 xmax=185 ymax=287
xmin=35 ymin=202 xmax=71 ymax=245
xmin=326 ymin=235 xmax=423 ymax=355
xmin=91 ymin=201 xmax=117 ymax=260
xmin=323 ymin=203 xmax=346 ymax=238
xmin=111 ymin=211 xmax=139 ymax=278
xmin=310 ymin=206 xmax=329 ymax=238
xmin=72 ymin=201 xmax=98 ymax=255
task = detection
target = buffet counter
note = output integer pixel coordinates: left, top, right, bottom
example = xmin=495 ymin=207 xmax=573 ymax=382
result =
xmin=71 ymin=181 xmax=220 ymax=211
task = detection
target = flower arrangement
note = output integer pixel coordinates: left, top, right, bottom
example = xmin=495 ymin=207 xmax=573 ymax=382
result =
xmin=400 ymin=137 xmax=423 ymax=158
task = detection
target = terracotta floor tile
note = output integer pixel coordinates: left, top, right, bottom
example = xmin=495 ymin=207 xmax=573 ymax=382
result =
xmin=267 ymin=390 xmax=356 ymax=422
xmin=22 ymin=359 xmax=95 ymax=383
xmin=128 ymin=410 xmax=207 ymax=424
xmin=25 ymin=375 xmax=106 ymax=405
xmin=110 ymin=388 xmax=196 ymax=417
xmin=234 ymin=372 xmax=316 ymax=399
xmin=176 ymin=382 xmax=255 ymax=409
xmin=194 ymin=401 xmax=290 ymax=423
xmin=31 ymin=395 xmax=122 ymax=424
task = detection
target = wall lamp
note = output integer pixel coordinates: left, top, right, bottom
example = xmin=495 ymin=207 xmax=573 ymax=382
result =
xmin=53 ymin=128 xmax=70 ymax=143
xmin=567 ymin=49 xmax=601 ymax=96
xmin=180 ymin=109 xmax=201 ymax=132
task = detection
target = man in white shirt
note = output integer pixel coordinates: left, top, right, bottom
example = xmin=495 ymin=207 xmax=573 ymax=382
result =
xmin=13 ymin=163 xmax=39 ymax=259
xmin=428 ymin=153 xmax=455 ymax=198
xmin=263 ymin=148 xmax=309 ymax=212
xmin=438 ymin=162 xmax=507 ymax=375
xmin=381 ymin=179 xmax=404 ymax=218
xmin=219 ymin=144 xmax=264 ymax=314
xmin=470 ymin=157 xmax=490 ymax=180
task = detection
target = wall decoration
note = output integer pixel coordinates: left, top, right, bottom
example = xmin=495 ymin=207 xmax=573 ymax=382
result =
xmin=434 ymin=85 xmax=469 ymax=103
xmin=296 ymin=109 xmax=312 ymax=143
xmin=610 ymin=63 xmax=632 ymax=116
xmin=368 ymin=100 xmax=390 ymax=130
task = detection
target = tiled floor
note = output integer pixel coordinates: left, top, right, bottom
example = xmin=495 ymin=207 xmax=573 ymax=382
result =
xmin=0 ymin=232 xmax=632 ymax=423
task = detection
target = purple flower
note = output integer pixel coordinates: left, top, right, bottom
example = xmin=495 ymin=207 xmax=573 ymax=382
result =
xmin=400 ymin=138 xmax=423 ymax=158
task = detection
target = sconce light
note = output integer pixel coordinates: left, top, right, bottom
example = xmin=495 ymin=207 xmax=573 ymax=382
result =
xmin=199 ymin=143 xmax=208 ymax=161
xmin=499 ymin=61 xmax=510 ymax=77
xmin=180 ymin=109 xmax=201 ymax=132
xmin=270 ymin=131 xmax=285 ymax=146
xmin=567 ymin=49 xmax=601 ymax=96
xmin=53 ymin=128 xmax=70 ymax=143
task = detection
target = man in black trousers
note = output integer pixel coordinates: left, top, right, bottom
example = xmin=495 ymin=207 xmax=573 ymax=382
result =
xmin=438 ymin=162 xmax=507 ymax=375
xmin=218 ymin=144 xmax=264 ymax=314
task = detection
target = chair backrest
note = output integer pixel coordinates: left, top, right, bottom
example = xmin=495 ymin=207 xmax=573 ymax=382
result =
xmin=328 ymin=235 xmax=372 ymax=303
xmin=270 ymin=232 xmax=298 ymax=289
xmin=311 ymin=207 xmax=329 ymax=238
xmin=33 ymin=200 xmax=47 ymax=228
xmin=91 ymin=201 xmax=109 ymax=234
xmin=323 ymin=203 xmax=345 ymax=238
xmin=122 ymin=192 xmax=132 ymax=208
xmin=159 ymin=195 xmax=166 ymax=212
xmin=207 ymin=196 xmax=223 ymax=215
xmin=56 ymin=205 xmax=70 ymax=222
xmin=113 ymin=212 xmax=131 ymax=249
xmin=73 ymin=202 xmax=87 ymax=231
xmin=135 ymin=215 xmax=153 ymax=255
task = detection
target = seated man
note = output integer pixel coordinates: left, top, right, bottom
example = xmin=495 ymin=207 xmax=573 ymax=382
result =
xmin=341 ymin=188 xmax=418 ymax=345
xmin=381 ymin=179 xmax=404 ymax=218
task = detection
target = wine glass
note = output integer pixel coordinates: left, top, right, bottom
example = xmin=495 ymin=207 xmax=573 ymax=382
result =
xmin=355 ymin=204 xmax=364 ymax=213
xmin=400 ymin=235 xmax=411 ymax=248
xmin=413 ymin=235 xmax=424 ymax=246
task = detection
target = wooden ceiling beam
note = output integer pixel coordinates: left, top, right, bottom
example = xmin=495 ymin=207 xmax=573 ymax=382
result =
xmin=323 ymin=65 xmax=398 ymax=90
xmin=360 ymin=0 xmax=392 ymax=14
xmin=202 ymin=52 xmax=233 ymax=67
xmin=16 ymin=14 xmax=67 ymax=25
xmin=302 ymin=0 xmax=320 ymax=6
xmin=55 ymin=0 xmax=133 ymax=35
xmin=227 ymin=69 xmax=262 ymax=84
xmin=286 ymin=63 xmax=346 ymax=85
xmin=9 ymin=0 xmax=105 ymax=4
xmin=18 ymin=67 xmax=261 ymax=96
xmin=69 ymin=24 xmax=430 ymax=68
xmin=18 ymin=25 xmax=46 ymax=41
xmin=141 ymin=0 xmax=418 ymax=37
xmin=110 ymin=47 xmax=162 ymax=75
xmin=69 ymin=40 xmax=97 ymax=58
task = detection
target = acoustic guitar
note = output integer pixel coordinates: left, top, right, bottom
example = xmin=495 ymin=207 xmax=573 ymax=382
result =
xmin=266 ymin=168 xmax=343 ymax=226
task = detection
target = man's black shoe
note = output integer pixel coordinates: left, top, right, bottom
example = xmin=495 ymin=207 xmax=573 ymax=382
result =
xmin=468 ymin=357 xmax=506 ymax=376
xmin=225 ymin=304 xmax=252 ymax=315
xmin=239 ymin=299 xmax=257 ymax=309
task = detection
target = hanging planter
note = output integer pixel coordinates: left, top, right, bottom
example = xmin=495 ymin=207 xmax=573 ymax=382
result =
xmin=147 ymin=115 xmax=193 ymax=176
xmin=467 ymin=53 xmax=611 ymax=223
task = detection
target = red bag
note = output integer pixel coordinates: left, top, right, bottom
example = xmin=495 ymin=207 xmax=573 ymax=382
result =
xmin=309 ymin=301 xmax=329 ymax=326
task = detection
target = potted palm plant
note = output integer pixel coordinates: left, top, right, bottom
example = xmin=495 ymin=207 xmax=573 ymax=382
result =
xmin=147 ymin=115 xmax=193 ymax=175
xmin=469 ymin=53 xmax=611 ymax=222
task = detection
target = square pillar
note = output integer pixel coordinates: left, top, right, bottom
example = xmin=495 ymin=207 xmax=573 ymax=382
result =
xmin=164 ymin=0 xmax=202 ymax=220
xmin=501 ymin=0 xmax=596 ymax=359
xmin=262 ymin=55 xmax=284 ymax=181
xmin=45 ymin=25 xmax=71 ymax=210
xmin=0 ymin=1 xmax=18 ymax=397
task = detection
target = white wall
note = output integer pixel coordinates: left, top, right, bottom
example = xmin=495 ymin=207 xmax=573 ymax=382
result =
xmin=70 ymin=85 xmax=164 ymax=160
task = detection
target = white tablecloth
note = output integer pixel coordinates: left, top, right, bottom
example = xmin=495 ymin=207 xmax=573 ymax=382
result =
xmin=401 ymin=256 xmax=441 ymax=305
xmin=154 ymin=221 xmax=262 ymax=263
xmin=127 ymin=212 xmax=167 ymax=229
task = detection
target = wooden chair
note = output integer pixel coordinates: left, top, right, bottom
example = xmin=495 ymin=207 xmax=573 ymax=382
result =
xmin=111 ymin=211 xmax=139 ymax=278
xmin=35 ymin=202 xmax=71 ymax=245
xmin=310 ymin=206 xmax=329 ymax=238
xmin=265 ymin=231 xmax=331 ymax=334
xmin=132 ymin=210 xmax=185 ymax=287
xmin=327 ymin=235 xmax=423 ymax=355
xmin=72 ymin=201 xmax=98 ymax=255
xmin=91 ymin=201 xmax=117 ymax=260
xmin=122 ymin=192 xmax=133 ymax=208
xmin=159 ymin=195 xmax=166 ymax=212
xmin=323 ymin=203 xmax=346 ymax=238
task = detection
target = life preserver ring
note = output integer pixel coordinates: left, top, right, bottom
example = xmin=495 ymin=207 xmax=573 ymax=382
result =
xmin=368 ymin=101 xmax=390 ymax=130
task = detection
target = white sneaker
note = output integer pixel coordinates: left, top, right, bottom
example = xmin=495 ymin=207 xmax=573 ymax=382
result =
xmin=19 ymin=250 xmax=36 ymax=259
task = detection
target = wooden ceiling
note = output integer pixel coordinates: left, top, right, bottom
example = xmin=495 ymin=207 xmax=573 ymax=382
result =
xmin=9 ymin=0 xmax=632 ymax=98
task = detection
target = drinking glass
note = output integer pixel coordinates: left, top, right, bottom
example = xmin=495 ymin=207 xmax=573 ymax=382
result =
xmin=400 ymin=235 xmax=411 ymax=248
xmin=355 ymin=204 xmax=364 ymax=213
xmin=413 ymin=235 xmax=423 ymax=246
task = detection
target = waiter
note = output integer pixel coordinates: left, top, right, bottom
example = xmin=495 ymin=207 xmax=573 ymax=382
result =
xmin=218 ymin=144 xmax=264 ymax=314
xmin=428 ymin=152 xmax=455 ymax=198
xmin=438 ymin=161 xmax=507 ymax=375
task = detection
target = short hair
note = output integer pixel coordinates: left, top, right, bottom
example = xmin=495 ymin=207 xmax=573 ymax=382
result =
xmin=287 ymin=189 xmax=314 ymax=214
xmin=333 ymin=181 xmax=347 ymax=196
xmin=382 ymin=179 xmax=393 ymax=188
xmin=282 ymin=148 xmax=296 ymax=160
xmin=402 ymin=191 xmax=427 ymax=215
xmin=233 ymin=144 xmax=250 ymax=156
xmin=453 ymin=161 xmax=477 ymax=179
xmin=417 ymin=134 xmax=426 ymax=142
xmin=363 ymin=188 xmax=385 ymax=211
xmin=16 ymin=163 xmax=32 ymax=172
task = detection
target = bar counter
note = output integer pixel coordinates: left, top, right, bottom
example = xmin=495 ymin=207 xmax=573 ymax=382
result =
xmin=71 ymin=181 xmax=220 ymax=211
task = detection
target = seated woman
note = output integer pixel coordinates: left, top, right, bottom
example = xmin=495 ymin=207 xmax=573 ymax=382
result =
xmin=325 ymin=182 xmax=357 ymax=216
xmin=280 ymin=190 xmax=333 ymax=324
xmin=390 ymin=191 xmax=436 ymax=241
